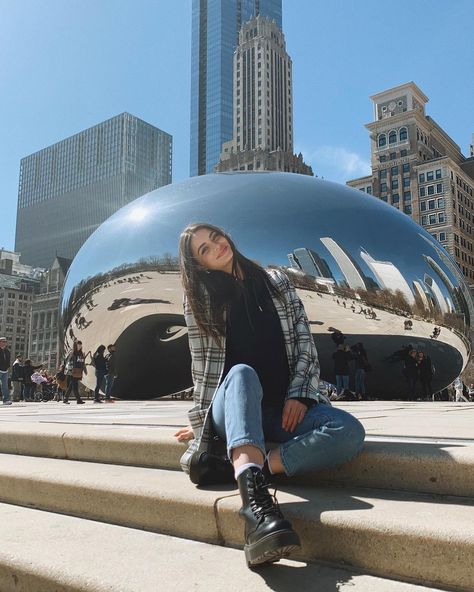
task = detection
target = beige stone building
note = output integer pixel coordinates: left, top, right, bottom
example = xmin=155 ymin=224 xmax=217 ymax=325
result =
xmin=347 ymin=82 xmax=474 ymax=288
xmin=215 ymin=16 xmax=312 ymax=175
xmin=29 ymin=256 xmax=71 ymax=370
xmin=0 ymin=274 xmax=38 ymax=358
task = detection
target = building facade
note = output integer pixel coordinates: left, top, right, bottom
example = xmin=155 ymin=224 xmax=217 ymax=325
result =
xmin=190 ymin=0 xmax=282 ymax=176
xmin=215 ymin=16 xmax=312 ymax=174
xmin=29 ymin=257 xmax=71 ymax=370
xmin=347 ymin=82 xmax=474 ymax=288
xmin=0 ymin=274 xmax=39 ymax=359
xmin=0 ymin=249 xmax=44 ymax=278
xmin=15 ymin=113 xmax=172 ymax=268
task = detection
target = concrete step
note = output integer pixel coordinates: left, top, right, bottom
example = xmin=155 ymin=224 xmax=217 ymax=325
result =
xmin=0 ymin=453 xmax=472 ymax=590
xmin=1 ymin=421 xmax=474 ymax=496
xmin=0 ymin=502 xmax=448 ymax=592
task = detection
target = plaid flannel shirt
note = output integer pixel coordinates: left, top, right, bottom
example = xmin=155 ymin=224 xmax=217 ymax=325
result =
xmin=179 ymin=268 xmax=330 ymax=473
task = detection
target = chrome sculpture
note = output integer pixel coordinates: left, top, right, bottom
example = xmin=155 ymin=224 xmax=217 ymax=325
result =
xmin=60 ymin=172 xmax=472 ymax=399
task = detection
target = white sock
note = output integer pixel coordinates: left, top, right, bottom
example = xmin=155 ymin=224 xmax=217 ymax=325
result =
xmin=234 ymin=462 xmax=262 ymax=480
xmin=265 ymin=450 xmax=275 ymax=474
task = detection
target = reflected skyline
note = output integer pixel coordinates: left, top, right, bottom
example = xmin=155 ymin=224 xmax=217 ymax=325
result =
xmin=60 ymin=172 xmax=473 ymax=399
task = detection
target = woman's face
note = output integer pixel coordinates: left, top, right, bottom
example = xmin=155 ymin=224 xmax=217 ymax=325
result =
xmin=77 ymin=342 xmax=82 ymax=350
xmin=190 ymin=227 xmax=234 ymax=274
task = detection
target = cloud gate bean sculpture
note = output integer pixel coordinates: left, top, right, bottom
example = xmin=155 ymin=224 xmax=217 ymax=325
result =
xmin=60 ymin=172 xmax=472 ymax=400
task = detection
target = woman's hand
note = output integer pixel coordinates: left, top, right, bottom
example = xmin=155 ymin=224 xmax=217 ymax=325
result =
xmin=174 ymin=426 xmax=194 ymax=442
xmin=282 ymin=399 xmax=307 ymax=433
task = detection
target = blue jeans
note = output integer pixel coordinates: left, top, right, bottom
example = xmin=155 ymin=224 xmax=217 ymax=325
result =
xmin=355 ymin=368 xmax=366 ymax=396
xmin=94 ymin=371 xmax=107 ymax=400
xmin=104 ymin=374 xmax=115 ymax=399
xmin=0 ymin=371 xmax=10 ymax=403
xmin=335 ymin=374 xmax=349 ymax=395
xmin=211 ymin=364 xmax=365 ymax=477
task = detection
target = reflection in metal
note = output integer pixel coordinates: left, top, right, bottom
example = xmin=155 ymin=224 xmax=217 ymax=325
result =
xmin=60 ymin=172 xmax=473 ymax=399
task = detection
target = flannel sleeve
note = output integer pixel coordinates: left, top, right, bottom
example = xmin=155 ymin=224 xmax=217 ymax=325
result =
xmin=283 ymin=276 xmax=321 ymax=402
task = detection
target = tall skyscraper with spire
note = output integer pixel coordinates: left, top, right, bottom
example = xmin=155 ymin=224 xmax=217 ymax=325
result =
xmin=215 ymin=15 xmax=312 ymax=175
xmin=190 ymin=0 xmax=282 ymax=176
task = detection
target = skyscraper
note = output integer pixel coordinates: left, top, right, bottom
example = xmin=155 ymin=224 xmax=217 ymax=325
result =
xmin=15 ymin=113 xmax=172 ymax=268
xmin=190 ymin=0 xmax=282 ymax=176
xmin=215 ymin=16 xmax=312 ymax=174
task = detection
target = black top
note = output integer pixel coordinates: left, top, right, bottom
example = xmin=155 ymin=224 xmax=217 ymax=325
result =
xmin=0 ymin=348 xmax=10 ymax=372
xmin=93 ymin=352 xmax=107 ymax=373
xmin=332 ymin=349 xmax=351 ymax=375
xmin=12 ymin=361 xmax=24 ymax=381
xmin=222 ymin=275 xmax=289 ymax=410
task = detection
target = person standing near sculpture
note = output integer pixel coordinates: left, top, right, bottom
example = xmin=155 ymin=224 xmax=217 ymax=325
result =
xmin=63 ymin=341 xmax=86 ymax=404
xmin=174 ymin=223 xmax=365 ymax=568
xmin=92 ymin=345 xmax=107 ymax=403
xmin=11 ymin=354 xmax=24 ymax=401
xmin=0 ymin=337 xmax=12 ymax=405
xmin=104 ymin=344 xmax=117 ymax=402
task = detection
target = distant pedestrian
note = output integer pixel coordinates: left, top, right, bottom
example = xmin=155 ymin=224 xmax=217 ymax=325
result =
xmin=11 ymin=354 xmax=24 ymax=401
xmin=352 ymin=343 xmax=370 ymax=400
xmin=0 ymin=337 xmax=12 ymax=405
xmin=417 ymin=352 xmax=434 ymax=400
xmin=404 ymin=350 xmax=419 ymax=400
xmin=92 ymin=345 xmax=107 ymax=403
xmin=63 ymin=341 xmax=86 ymax=404
xmin=104 ymin=344 xmax=117 ymax=402
xmin=332 ymin=344 xmax=352 ymax=396
xmin=23 ymin=359 xmax=43 ymax=401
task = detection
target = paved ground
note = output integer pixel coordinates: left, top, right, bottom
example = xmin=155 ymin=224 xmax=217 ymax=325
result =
xmin=1 ymin=399 xmax=473 ymax=441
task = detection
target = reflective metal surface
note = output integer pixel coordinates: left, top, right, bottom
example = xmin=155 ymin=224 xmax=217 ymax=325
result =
xmin=60 ymin=172 xmax=473 ymax=399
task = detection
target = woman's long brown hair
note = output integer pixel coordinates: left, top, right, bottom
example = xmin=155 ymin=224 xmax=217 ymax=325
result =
xmin=179 ymin=223 xmax=281 ymax=344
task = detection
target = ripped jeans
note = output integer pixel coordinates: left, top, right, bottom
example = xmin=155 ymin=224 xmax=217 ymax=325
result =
xmin=211 ymin=364 xmax=365 ymax=476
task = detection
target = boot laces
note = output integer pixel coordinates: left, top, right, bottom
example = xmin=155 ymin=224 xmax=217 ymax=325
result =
xmin=250 ymin=474 xmax=283 ymax=522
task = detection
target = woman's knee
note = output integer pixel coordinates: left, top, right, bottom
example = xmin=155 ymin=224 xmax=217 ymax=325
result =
xmin=225 ymin=364 xmax=262 ymax=393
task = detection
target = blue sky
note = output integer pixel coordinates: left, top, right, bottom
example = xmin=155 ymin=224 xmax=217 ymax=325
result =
xmin=1 ymin=0 xmax=473 ymax=253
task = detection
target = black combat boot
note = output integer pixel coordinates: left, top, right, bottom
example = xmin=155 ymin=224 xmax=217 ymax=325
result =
xmin=237 ymin=466 xmax=300 ymax=567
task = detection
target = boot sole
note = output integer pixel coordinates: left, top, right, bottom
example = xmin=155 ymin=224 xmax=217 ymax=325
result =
xmin=244 ymin=529 xmax=301 ymax=567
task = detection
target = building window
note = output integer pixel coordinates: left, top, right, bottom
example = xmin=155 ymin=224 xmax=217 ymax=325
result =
xmin=392 ymin=193 xmax=400 ymax=203
xmin=400 ymin=149 xmax=407 ymax=157
xmin=420 ymin=201 xmax=426 ymax=211
xmin=419 ymin=187 xmax=426 ymax=197
xmin=389 ymin=130 xmax=397 ymax=144
xmin=437 ymin=198 xmax=445 ymax=208
xmin=428 ymin=199 xmax=435 ymax=210
xmin=427 ymin=171 xmax=434 ymax=181
xmin=419 ymin=173 xmax=425 ymax=183
xmin=402 ymin=163 xmax=410 ymax=173
xmin=429 ymin=214 xmax=437 ymax=224
xmin=389 ymin=152 xmax=396 ymax=160
xmin=403 ymin=177 xmax=410 ymax=188
xmin=380 ymin=182 xmax=387 ymax=193
xmin=439 ymin=232 xmax=446 ymax=241
xmin=421 ymin=215 xmax=428 ymax=225
xmin=391 ymin=166 xmax=398 ymax=176
xmin=381 ymin=195 xmax=387 ymax=202
xmin=391 ymin=179 xmax=399 ymax=190
xmin=436 ymin=183 xmax=443 ymax=193
xmin=399 ymin=127 xmax=408 ymax=141
xmin=404 ymin=205 xmax=412 ymax=214
xmin=435 ymin=169 xmax=442 ymax=179
xmin=438 ymin=212 xmax=446 ymax=223
xmin=428 ymin=185 xmax=435 ymax=195
xmin=380 ymin=155 xmax=386 ymax=162
xmin=380 ymin=169 xmax=387 ymax=179
xmin=366 ymin=186 xmax=372 ymax=194
xmin=403 ymin=191 xmax=411 ymax=201
xmin=378 ymin=134 xmax=386 ymax=147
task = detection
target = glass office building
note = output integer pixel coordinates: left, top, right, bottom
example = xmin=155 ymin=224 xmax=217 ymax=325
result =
xmin=190 ymin=0 xmax=282 ymax=176
xmin=15 ymin=113 xmax=172 ymax=268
